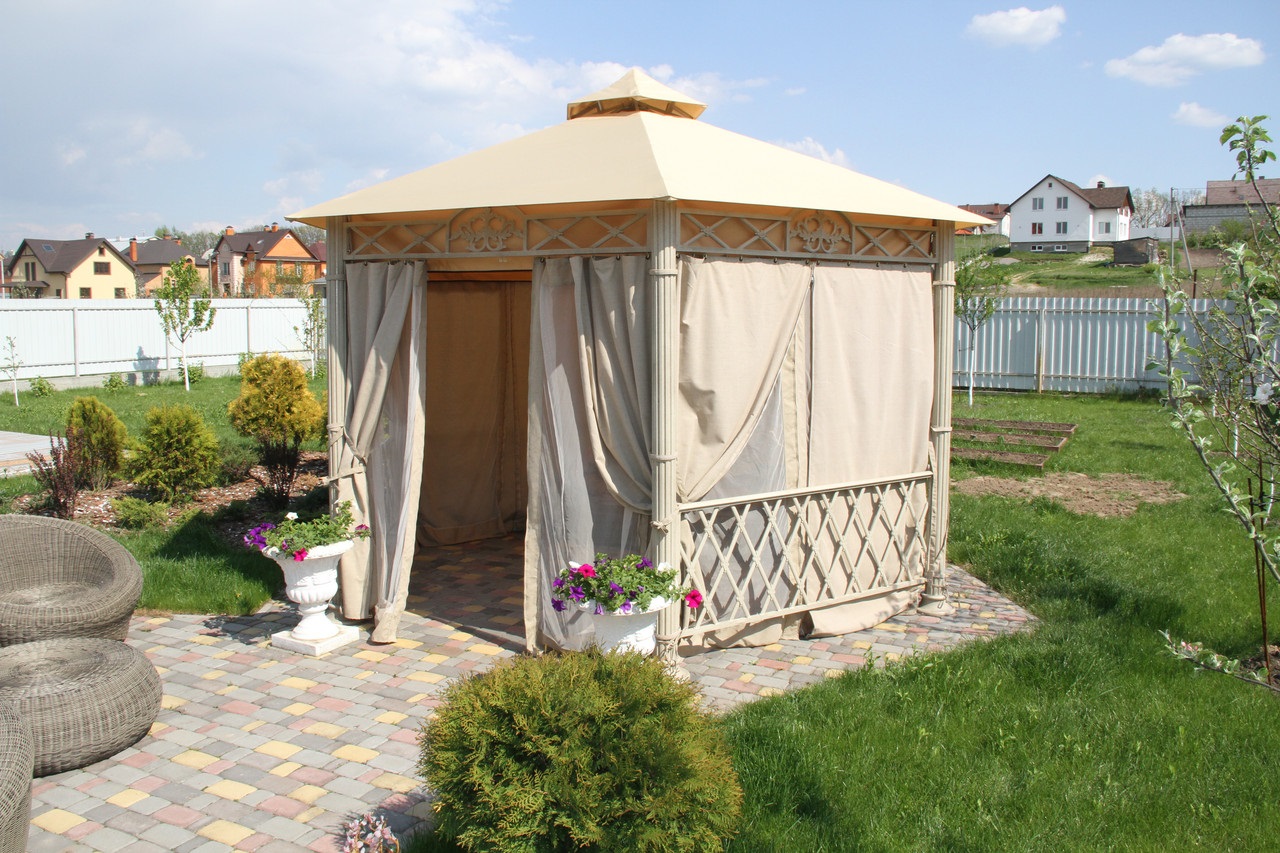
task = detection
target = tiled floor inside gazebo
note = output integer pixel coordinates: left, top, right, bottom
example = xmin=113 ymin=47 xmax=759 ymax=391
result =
xmin=25 ymin=537 xmax=1034 ymax=852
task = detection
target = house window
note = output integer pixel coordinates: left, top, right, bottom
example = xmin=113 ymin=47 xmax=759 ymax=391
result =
xmin=1056 ymin=196 xmax=1069 ymax=210
xmin=1056 ymin=221 xmax=1068 ymax=234
xmin=1030 ymin=245 xmax=1043 ymax=252
xmin=114 ymin=287 xmax=127 ymax=299
xmin=294 ymin=262 xmax=302 ymax=276
xmin=220 ymin=261 xmax=230 ymax=277
xmin=1098 ymin=222 xmax=1111 ymax=235
xmin=23 ymin=262 xmax=36 ymax=280
xmin=275 ymin=261 xmax=283 ymax=274
xmin=94 ymin=262 xmax=110 ymax=274
xmin=79 ymin=287 xmax=91 ymax=299
xmin=1053 ymin=245 xmax=1068 ymax=252
xmin=1032 ymin=197 xmax=1045 ymax=210
xmin=1031 ymin=222 xmax=1044 ymax=235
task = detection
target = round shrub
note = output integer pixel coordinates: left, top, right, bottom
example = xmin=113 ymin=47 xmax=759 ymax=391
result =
xmin=112 ymin=495 xmax=170 ymax=530
xmin=228 ymin=354 xmax=323 ymax=506
xmin=67 ymin=396 xmax=129 ymax=489
xmin=131 ymin=403 xmax=219 ymax=501
xmin=419 ymin=649 xmax=743 ymax=851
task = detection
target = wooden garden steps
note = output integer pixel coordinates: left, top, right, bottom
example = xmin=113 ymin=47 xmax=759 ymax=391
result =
xmin=951 ymin=418 xmax=1078 ymax=469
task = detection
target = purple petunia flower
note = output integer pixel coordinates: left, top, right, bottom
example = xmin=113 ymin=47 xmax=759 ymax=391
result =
xmin=551 ymin=598 xmax=566 ymax=612
xmin=570 ymin=585 xmax=586 ymax=602
xmin=639 ymin=558 xmax=652 ymax=568
xmin=609 ymin=582 xmax=625 ymax=595
xmin=552 ymin=577 xmax=565 ymax=589
xmin=619 ymin=600 xmax=633 ymax=614
xmin=594 ymin=603 xmax=605 ymax=615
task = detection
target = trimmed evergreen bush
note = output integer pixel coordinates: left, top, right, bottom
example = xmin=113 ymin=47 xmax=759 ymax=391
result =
xmin=227 ymin=354 xmax=324 ymax=507
xmin=217 ymin=443 xmax=258 ymax=486
xmin=419 ymin=649 xmax=743 ymax=852
xmin=113 ymin=495 xmax=171 ymax=529
xmin=67 ymin=396 xmax=129 ymax=489
xmin=131 ymin=403 xmax=220 ymax=501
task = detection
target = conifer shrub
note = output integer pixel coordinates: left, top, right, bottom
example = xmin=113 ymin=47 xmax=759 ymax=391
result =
xmin=228 ymin=354 xmax=324 ymax=507
xmin=67 ymin=396 xmax=129 ymax=490
xmin=419 ymin=649 xmax=743 ymax=852
xmin=131 ymin=404 xmax=220 ymax=501
xmin=217 ymin=443 xmax=258 ymax=486
xmin=112 ymin=496 xmax=170 ymax=529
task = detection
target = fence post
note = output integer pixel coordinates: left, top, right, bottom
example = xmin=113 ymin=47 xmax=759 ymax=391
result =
xmin=71 ymin=304 xmax=81 ymax=378
xmin=1035 ymin=306 xmax=1047 ymax=393
xmin=245 ymin=301 xmax=252 ymax=360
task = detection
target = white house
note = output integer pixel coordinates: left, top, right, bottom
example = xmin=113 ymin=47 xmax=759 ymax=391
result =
xmin=959 ymin=203 xmax=1010 ymax=237
xmin=1008 ymin=175 xmax=1133 ymax=252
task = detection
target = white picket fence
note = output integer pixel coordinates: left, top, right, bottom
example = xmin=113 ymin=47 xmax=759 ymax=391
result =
xmin=0 ymin=294 xmax=1217 ymax=394
xmin=0 ymin=299 xmax=315 ymax=383
xmin=953 ymin=296 xmax=1214 ymax=393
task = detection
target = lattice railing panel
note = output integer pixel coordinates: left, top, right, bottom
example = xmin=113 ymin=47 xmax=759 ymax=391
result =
xmin=678 ymin=473 xmax=931 ymax=636
xmin=851 ymin=225 xmax=934 ymax=259
xmin=681 ymin=212 xmax=789 ymax=253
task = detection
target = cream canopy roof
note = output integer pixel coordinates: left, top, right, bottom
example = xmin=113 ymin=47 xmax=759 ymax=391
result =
xmin=291 ymin=69 xmax=988 ymax=228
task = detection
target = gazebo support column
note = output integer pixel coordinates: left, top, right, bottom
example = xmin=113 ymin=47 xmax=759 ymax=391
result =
xmin=325 ymin=216 xmax=348 ymax=514
xmin=651 ymin=198 xmax=683 ymax=667
xmin=920 ymin=224 xmax=956 ymax=616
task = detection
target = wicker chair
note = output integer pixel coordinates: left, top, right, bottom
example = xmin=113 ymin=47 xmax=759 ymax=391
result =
xmin=0 ymin=638 xmax=161 ymax=777
xmin=0 ymin=515 xmax=142 ymax=646
xmin=0 ymin=704 xmax=31 ymax=853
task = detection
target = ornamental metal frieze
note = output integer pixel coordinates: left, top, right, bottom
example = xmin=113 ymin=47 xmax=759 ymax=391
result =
xmin=457 ymin=208 xmax=518 ymax=252
xmin=788 ymin=211 xmax=851 ymax=254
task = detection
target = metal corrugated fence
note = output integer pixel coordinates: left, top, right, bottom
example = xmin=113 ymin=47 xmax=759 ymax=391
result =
xmin=0 ymin=299 xmax=314 ymax=381
xmin=953 ymin=297 xmax=1218 ymax=393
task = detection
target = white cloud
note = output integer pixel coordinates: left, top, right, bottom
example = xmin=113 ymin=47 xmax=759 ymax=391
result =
xmin=1172 ymin=101 xmax=1229 ymax=128
xmin=344 ymin=169 xmax=391 ymax=193
xmin=782 ymin=137 xmax=852 ymax=170
xmin=1089 ymin=173 xmax=1113 ymax=189
xmin=1105 ymin=33 xmax=1266 ymax=86
xmin=966 ymin=6 xmax=1065 ymax=48
xmin=785 ymin=87 xmax=807 ymax=97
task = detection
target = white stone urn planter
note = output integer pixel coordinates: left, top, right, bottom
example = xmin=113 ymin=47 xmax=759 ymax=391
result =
xmin=586 ymin=596 xmax=669 ymax=655
xmin=267 ymin=539 xmax=360 ymax=655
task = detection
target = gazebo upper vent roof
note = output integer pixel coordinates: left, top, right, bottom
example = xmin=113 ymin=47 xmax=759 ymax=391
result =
xmin=290 ymin=69 xmax=988 ymax=228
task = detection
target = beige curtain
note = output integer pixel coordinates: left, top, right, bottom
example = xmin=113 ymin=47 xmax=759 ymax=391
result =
xmin=417 ymin=282 xmax=529 ymax=546
xmin=333 ymin=260 xmax=427 ymax=642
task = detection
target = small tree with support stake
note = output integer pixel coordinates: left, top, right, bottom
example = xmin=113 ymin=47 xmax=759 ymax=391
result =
xmin=153 ymin=260 xmax=215 ymax=391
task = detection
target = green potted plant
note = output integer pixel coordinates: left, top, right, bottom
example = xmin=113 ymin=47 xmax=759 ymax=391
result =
xmin=549 ymin=553 xmax=702 ymax=653
xmin=244 ymin=501 xmax=369 ymax=654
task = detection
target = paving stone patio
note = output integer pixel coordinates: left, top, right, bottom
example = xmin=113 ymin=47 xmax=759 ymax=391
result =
xmin=26 ymin=535 xmax=1034 ymax=851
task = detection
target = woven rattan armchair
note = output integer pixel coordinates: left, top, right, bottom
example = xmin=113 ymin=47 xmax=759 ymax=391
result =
xmin=0 ymin=515 xmax=142 ymax=646
xmin=0 ymin=704 xmax=31 ymax=853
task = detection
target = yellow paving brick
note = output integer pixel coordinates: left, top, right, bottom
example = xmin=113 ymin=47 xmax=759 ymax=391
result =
xmin=970 ymin=623 xmax=989 ymax=631
xmin=758 ymin=687 xmax=784 ymax=697
xmin=738 ymin=673 xmax=755 ymax=683
xmin=280 ymin=676 xmax=318 ymax=690
xmin=256 ymin=740 xmax=302 ymax=760
xmin=297 ymin=806 xmax=326 ymax=824
xmin=825 ymin=668 xmax=845 ymax=678
xmin=215 ymin=684 xmax=236 ymax=695
xmin=270 ymin=761 xmax=303 ymax=777
xmin=468 ymin=643 xmax=502 ymax=656
xmin=161 ymin=694 xmax=188 ymax=710
xmin=878 ymin=623 xmax=907 ymax=633
xmin=189 ymin=634 xmax=219 ymax=646
xmin=333 ymin=744 xmax=379 ymax=763
xmin=354 ymin=650 xmax=389 ymax=663
xmin=792 ymin=656 xmax=814 ymax=666
xmin=200 ymin=669 xmax=228 ymax=681
xmin=852 ymin=640 xmax=873 ymax=650
xmin=174 ymin=750 xmax=218 ymax=770
xmin=406 ymin=671 xmax=445 ymax=684
xmin=151 ymin=664 xmax=170 ymax=674
xmin=106 ymin=789 xmax=149 ymax=808
xmin=282 ymin=702 xmax=314 ymax=715
xmin=376 ymin=711 xmax=408 ymax=725
xmin=423 ymin=653 xmax=450 ymax=665
xmin=147 ymin=721 xmax=167 ymax=736
xmin=257 ymin=659 xmax=282 ymax=669
xmin=198 ymin=819 xmax=255 ymax=845
xmin=303 ymin=722 xmax=347 ymax=738
xmin=242 ymin=719 xmax=265 ymax=733
xmin=212 ymin=649 xmax=235 ymax=660
xmin=392 ymin=638 xmax=423 ymax=649
xmin=979 ymin=611 xmax=997 ymax=619
xmin=356 ymin=670 xmax=375 ymax=680
xmin=205 ymin=779 xmax=257 ymax=801
xmin=289 ymin=784 xmax=328 ymax=805
xmin=763 ymin=643 xmax=784 ymax=651
xmin=407 ymin=693 xmax=429 ymax=703
xmin=371 ymin=773 xmax=419 ymax=793
xmin=884 ymin=652 xmax=901 ymax=661
xmin=448 ymin=631 xmax=472 ymax=641
xmin=32 ymin=809 xmax=86 ymax=834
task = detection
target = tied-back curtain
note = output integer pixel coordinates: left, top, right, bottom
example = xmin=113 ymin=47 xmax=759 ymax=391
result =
xmin=333 ymin=260 xmax=427 ymax=643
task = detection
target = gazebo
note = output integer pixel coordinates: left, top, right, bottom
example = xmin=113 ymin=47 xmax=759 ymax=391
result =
xmin=290 ymin=69 xmax=987 ymax=659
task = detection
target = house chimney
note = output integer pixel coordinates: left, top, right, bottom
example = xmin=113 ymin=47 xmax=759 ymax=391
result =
xmin=129 ymin=237 xmax=138 ymax=262
xmin=85 ymin=232 xmax=94 ymax=239
xmin=271 ymin=222 xmax=279 ymax=232
xmin=225 ymin=226 xmax=235 ymax=236
xmin=1097 ymin=181 xmax=1105 ymax=188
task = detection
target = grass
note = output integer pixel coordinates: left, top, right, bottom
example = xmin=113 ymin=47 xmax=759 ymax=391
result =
xmin=721 ymin=391 xmax=1280 ymax=850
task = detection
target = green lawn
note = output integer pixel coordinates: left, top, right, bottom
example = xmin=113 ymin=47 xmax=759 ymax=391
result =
xmin=722 ymin=391 xmax=1280 ymax=850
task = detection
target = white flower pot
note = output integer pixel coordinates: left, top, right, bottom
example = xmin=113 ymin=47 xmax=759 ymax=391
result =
xmin=268 ymin=539 xmax=355 ymax=645
xmin=587 ymin=596 xmax=669 ymax=655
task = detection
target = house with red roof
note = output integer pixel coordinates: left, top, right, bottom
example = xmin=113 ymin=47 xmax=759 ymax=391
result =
xmin=210 ymin=223 xmax=322 ymax=296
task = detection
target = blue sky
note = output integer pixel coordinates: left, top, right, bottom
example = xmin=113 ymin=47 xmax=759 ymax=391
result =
xmin=1 ymin=1 xmax=1276 ymax=252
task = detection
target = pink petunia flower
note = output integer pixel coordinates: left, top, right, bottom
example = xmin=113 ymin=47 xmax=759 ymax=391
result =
xmin=293 ymin=549 xmax=309 ymax=562
xmin=684 ymin=589 xmax=703 ymax=609
xmin=580 ymin=565 xmax=597 ymax=578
